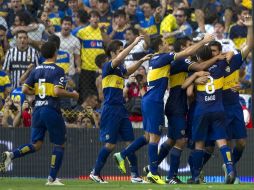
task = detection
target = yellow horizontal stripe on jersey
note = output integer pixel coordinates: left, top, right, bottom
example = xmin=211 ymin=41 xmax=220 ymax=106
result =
xmin=233 ymin=37 xmax=246 ymax=49
xmin=34 ymin=83 xmax=57 ymax=97
xmin=170 ymin=72 xmax=188 ymax=88
xmin=147 ymin=65 xmax=170 ymax=82
xmin=197 ymin=77 xmax=224 ymax=92
xmin=143 ymin=25 xmax=158 ymax=36
xmin=223 ymin=70 xmax=239 ymax=90
xmin=56 ymin=63 xmax=70 ymax=74
xmin=49 ymin=17 xmax=61 ymax=26
xmin=102 ymin=75 xmax=124 ymax=89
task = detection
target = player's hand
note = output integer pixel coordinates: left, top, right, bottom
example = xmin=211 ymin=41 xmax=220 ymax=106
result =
xmin=231 ymin=83 xmax=241 ymax=92
xmin=216 ymin=53 xmax=226 ymax=61
xmin=195 ymin=71 xmax=210 ymax=77
xmin=140 ymin=54 xmax=154 ymax=62
xmin=225 ymin=51 xmax=234 ymax=62
xmin=203 ymin=34 xmax=215 ymax=43
xmin=72 ymin=90 xmax=79 ymax=100
xmin=195 ymin=76 xmax=209 ymax=85
xmin=27 ymin=63 xmax=35 ymax=71
xmin=133 ymin=35 xmax=144 ymax=45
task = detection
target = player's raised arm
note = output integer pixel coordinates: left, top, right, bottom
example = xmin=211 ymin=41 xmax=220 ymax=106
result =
xmin=111 ymin=36 xmax=144 ymax=68
xmin=181 ymin=71 xmax=210 ymax=89
xmin=241 ymin=15 xmax=253 ymax=59
xmin=174 ymin=34 xmax=215 ymax=60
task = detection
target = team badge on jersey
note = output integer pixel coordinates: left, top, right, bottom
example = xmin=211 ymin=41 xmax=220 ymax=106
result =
xmin=225 ymin=66 xmax=231 ymax=73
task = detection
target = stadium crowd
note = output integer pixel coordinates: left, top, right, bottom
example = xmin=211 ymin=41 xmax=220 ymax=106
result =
xmin=0 ymin=0 xmax=252 ymax=128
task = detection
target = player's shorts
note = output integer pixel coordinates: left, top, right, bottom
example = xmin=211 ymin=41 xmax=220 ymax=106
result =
xmin=221 ymin=0 xmax=235 ymax=9
xmin=224 ymin=103 xmax=247 ymax=140
xmin=192 ymin=112 xmax=227 ymax=142
xmin=142 ymin=99 xmax=164 ymax=136
xmin=31 ymin=106 xmax=66 ymax=145
xmin=191 ymin=0 xmax=209 ymax=10
xmin=100 ymin=105 xmax=134 ymax=144
xmin=167 ymin=114 xmax=187 ymax=140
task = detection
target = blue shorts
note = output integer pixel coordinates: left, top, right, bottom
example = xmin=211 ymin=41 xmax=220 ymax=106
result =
xmin=31 ymin=107 xmax=66 ymax=145
xmin=192 ymin=112 xmax=227 ymax=142
xmin=142 ymin=100 xmax=164 ymax=136
xmin=100 ymin=105 xmax=134 ymax=144
xmin=167 ymin=115 xmax=187 ymax=140
xmin=224 ymin=104 xmax=247 ymax=140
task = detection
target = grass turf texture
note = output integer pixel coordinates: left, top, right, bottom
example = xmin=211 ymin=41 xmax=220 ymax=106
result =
xmin=0 ymin=178 xmax=253 ymax=190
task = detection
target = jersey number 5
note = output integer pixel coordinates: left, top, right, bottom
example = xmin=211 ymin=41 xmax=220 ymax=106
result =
xmin=205 ymin=76 xmax=215 ymax=94
xmin=38 ymin=79 xmax=46 ymax=99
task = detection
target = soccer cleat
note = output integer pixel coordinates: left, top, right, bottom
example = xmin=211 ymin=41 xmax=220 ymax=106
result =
xmin=0 ymin=151 xmax=12 ymax=173
xmin=147 ymin=172 xmax=166 ymax=185
xmin=187 ymin=178 xmax=201 ymax=184
xmin=222 ymin=164 xmax=227 ymax=179
xmin=199 ymin=170 xmax=206 ymax=184
xmin=45 ymin=178 xmax=65 ymax=186
xmin=131 ymin=176 xmax=149 ymax=183
xmin=89 ymin=172 xmax=108 ymax=183
xmin=113 ymin=152 xmax=126 ymax=174
xmin=225 ymin=171 xmax=235 ymax=184
xmin=143 ymin=165 xmax=150 ymax=175
xmin=234 ymin=177 xmax=240 ymax=184
xmin=167 ymin=176 xmax=184 ymax=184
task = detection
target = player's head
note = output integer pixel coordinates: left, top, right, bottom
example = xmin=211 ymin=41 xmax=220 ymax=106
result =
xmin=208 ymin=40 xmax=222 ymax=57
xmin=95 ymin=54 xmax=108 ymax=69
xmin=41 ymin=41 xmax=57 ymax=59
xmin=214 ymin=21 xmax=225 ymax=35
xmin=89 ymin=10 xmax=100 ymax=28
xmin=61 ymin=16 xmax=73 ymax=36
xmin=150 ymin=35 xmax=169 ymax=53
xmin=196 ymin=45 xmax=213 ymax=62
xmin=125 ymin=27 xmax=139 ymax=45
xmin=113 ymin=10 xmax=127 ymax=27
xmin=106 ymin=40 xmax=124 ymax=58
xmin=237 ymin=6 xmax=250 ymax=22
xmin=173 ymin=36 xmax=192 ymax=52
xmin=48 ymin=34 xmax=60 ymax=49
xmin=16 ymin=30 xmax=28 ymax=50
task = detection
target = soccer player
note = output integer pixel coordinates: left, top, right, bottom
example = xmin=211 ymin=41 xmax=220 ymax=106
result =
xmin=113 ymin=34 xmax=215 ymax=184
xmin=89 ymin=36 xmax=153 ymax=184
xmin=0 ymin=42 xmax=79 ymax=185
xmin=208 ymin=15 xmax=253 ymax=183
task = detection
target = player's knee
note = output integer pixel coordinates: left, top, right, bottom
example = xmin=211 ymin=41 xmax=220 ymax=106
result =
xmin=236 ymin=139 xmax=246 ymax=150
xmin=105 ymin=143 xmax=116 ymax=151
xmin=216 ymin=139 xmax=227 ymax=148
xmin=33 ymin=141 xmax=43 ymax=151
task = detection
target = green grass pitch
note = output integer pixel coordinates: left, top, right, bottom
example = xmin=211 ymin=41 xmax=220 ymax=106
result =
xmin=0 ymin=178 xmax=254 ymax=190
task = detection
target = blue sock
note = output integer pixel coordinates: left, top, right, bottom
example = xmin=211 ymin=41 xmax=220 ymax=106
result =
xmin=49 ymin=146 xmax=64 ymax=181
xmin=168 ymin=147 xmax=182 ymax=179
xmin=157 ymin=142 xmax=172 ymax=164
xmin=148 ymin=143 xmax=159 ymax=175
xmin=127 ymin=153 xmax=139 ymax=177
xmin=192 ymin=149 xmax=204 ymax=180
xmin=202 ymin=151 xmax=212 ymax=167
xmin=94 ymin=146 xmax=112 ymax=175
xmin=232 ymin=147 xmax=244 ymax=165
xmin=121 ymin=136 xmax=148 ymax=159
xmin=220 ymin=145 xmax=233 ymax=174
xmin=188 ymin=151 xmax=194 ymax=179
xmin=12 ymin=144 xmax=36 ymax=159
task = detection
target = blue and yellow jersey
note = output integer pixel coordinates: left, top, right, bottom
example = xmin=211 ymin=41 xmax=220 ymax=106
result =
xmin=39 ymin=50 xmax=70 ymax=74
xmin=99 ymin=11 xmax=112 ymax=28
xmin=0 ymin=2 xmax=8 ymax=17
xmin=138 ymin=14 xmax=158 ymax=36
xmin=72 ymin=25 xmax=85 ymax=37
xmin=143 ymin=52 xmax=175 ymax=102
xmin=24 ymin=62 xmax=66 ymax=111
xmin=223 ymin=53 xmax=243 ymax=106
xmin=11 ymin=87 xmax=26 ymax=105
xmin=194 ymin=60 xmax=227 ymax=115
xmin=102 ymin=61 xmax=127 ymax=106
xmin=229 ymin=24 xmax=247 ymax=49
xmin=75 ymin=25 xmax=105 ymax=71
xmin=107 ymin=25 xmax=126 ymax=41
xmin=0 ymin=71 xmax=11 ymax=99
xmin=160 ymin=14 xmax=178 ymax=44
xmin=48 ymin=11 xmax=65 ymax=32
xmin=166 ymin=58 xmax=192 ymax=115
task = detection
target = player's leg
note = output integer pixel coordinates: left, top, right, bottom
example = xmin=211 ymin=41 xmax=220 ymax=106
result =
xmin=0 ymin=109 xmax=45 ymax=172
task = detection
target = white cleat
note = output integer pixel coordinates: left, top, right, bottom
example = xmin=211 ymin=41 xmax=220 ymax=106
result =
xmin=0 ymin=151 xmax=12 ymax=172
xmin=131 ymin=177 xmax=150 ymax=184
xmin=89 ymin=172 xmax=108 ymax=183
xmin=45 ymin=178 xmax=65 ymax=186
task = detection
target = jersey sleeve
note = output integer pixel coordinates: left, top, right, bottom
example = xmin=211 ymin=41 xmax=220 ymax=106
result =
xmin=166 ymin=52 xmax=176 ymax=65
xmin=119 ymin=63 xmax=127 ymax=76
xmin=24 ymin=69 xmax=36 ymax=89
xmin=231 ymin=53 xmax=243 ymax=70
xmin=53 ymin=68 xmax=66 ymax=89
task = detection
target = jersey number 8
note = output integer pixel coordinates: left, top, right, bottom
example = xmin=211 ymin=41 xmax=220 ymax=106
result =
xmin=38 ymin=78 xmax=46 ymax=99
xmin=205 ymin=76 xmax=215 ymax=94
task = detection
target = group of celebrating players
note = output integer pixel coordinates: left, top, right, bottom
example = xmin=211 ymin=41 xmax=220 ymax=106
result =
xmin=0 ymin=14 xmax=252 ymax=186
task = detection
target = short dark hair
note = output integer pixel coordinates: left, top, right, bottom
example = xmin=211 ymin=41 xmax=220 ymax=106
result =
xmin=173 ymin=37 xmax=191 ymax=53
xmin=208 ymin=40 xmax=222 ymax=52
xmin=77 ymin=9 xmax=89 ymax=24
xmin=41 ymin=42 xmax=57 ymax=59
xmin=237 ymin=6 xmax=250 ymax=15
xmin=176 ymin=8 xmax=187 ymax=16
xmin=89 ymin=10 xmax=100 ymax=18
xmin=150 ymin=35 xmax=163 ymax=52
xmin=95 ymin=54 xmax=108 ymax=69
xmin=214 ymin=20 xmax=225 ymax=27
xmin=196 ymin=45 xmax=213 ymax=61
xmin=16 ymin=11 xmax=32 ymax=26
xmin=16 ymin=30 xmax=28 ymax=37
xmin=48 ymin=34 xmax=61 ymax=49
xmin=0 ymin=25 xmax=7 ymax=32
xmin=106 ymin=40 xmax=123 ymax=56
xmin=61 ymin=16 xmax=73 ymax=24
xmin=113 ymin=9 xmax=126 ymax=18
xmin=126 ymin=27 xmax=139 ymax=36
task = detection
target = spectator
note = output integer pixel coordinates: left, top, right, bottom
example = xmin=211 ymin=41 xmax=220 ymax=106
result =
xmin=77 ymin=90 xmax=99 ymax=111
xmin=97 ymin=0 xmax=112 ymax=28
xmin=124 ymin=0 xmax=138 ymax=25
xmin=56 ymin=16 xmax=81 ymax=79
xmin=21 ymin=99 xmax=32 ymax=128
xmin=0 ymin=25 xmax=9 ymax=63
xmin=0 ymin=69 xmax=11 ymax=100
xmin=72 ymin=9 xmax=89 ymax=36
xmin=65 ymin=0 xmax=79 ymax=25
xmin=0 ymin=16 xmax=8 ymax=31
xmin=229 ymin=6 xmax=250 ymax=49
xmin=6 ymin=0 xmax=26 ymax=28
xmin=0 ymin=0 xmax=8 ymax=18
xmin=82 ymin=0 xmax=98 ymax=13
xmin=3 ymin=30 xmax=39 ymax=88
xmin=75 ymin=10 xmax=106 ymax=104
